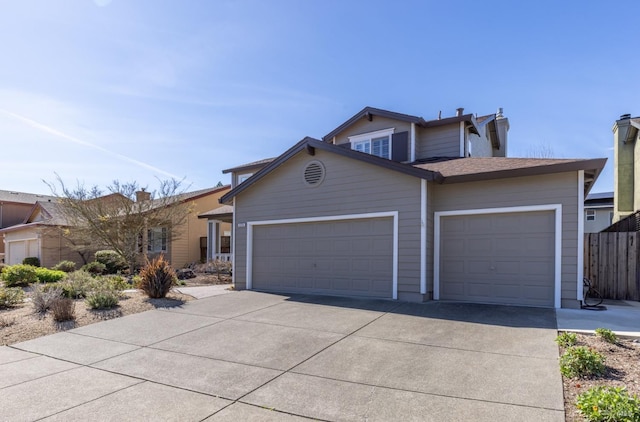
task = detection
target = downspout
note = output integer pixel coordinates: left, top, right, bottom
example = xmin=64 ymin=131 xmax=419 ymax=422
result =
xmin=577 ymin=170 xmax=585 ymax=303
xmin=420 ymin=179 xmax=427 ymax=295
xmin=410 ymin=123 xmax=416 ymax=162
xmin=459 ymin=121 xmax=465 ymax=157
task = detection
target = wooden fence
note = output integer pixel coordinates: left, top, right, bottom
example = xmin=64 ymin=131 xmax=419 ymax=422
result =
xmin=584 ymin=232 xmax=640 ymax=301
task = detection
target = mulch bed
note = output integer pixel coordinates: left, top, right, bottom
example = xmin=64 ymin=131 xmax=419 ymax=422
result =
xmin=560 ymin=333 xmax=640 ymax=421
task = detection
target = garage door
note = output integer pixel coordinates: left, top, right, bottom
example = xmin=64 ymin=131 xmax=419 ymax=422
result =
xmin=8 ymin=239 xmax=39 ymax=265
xmin=252 ymin=218 xmax=393 ymax=298
xmin=439 ymin=211 xmax=555 ymax=307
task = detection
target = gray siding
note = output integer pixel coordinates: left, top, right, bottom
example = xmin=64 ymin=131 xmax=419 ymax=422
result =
xmin=468 ymin=132 xmax=492 ymax=157
xmin=331 ymin=116 xmax=411 ymax=146
xmin=415 ymin=124 xmax=461 ymax=159
xmin=430 ymin=172 xmax=580 ymax=307
xmin=584 ymin=207 xmax=614 ymax=233
xmin=233 ymin=149 xmax=423 ymax=301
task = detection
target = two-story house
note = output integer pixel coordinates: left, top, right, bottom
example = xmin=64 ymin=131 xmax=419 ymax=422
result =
xmin=218 ymin=106 xmax=606 ymax=308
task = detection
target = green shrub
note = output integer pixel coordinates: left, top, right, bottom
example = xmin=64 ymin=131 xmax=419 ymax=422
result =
xmin=1 ymin=264 xmax=38 ymax=287
xmin=137 ymin=256 xmax=176 ymax=298
xmin=555 ymin=332 xmax=578 ymax=348
xmin=58 ymin=270 xmax=98 ymax=298
xmin=560 ymin=346 xmax=606 ymax=378
xmin=0 ymin=287 xmax=25 ymax=307
xmin=50 ymin=297 xmax=75 ymax=322
xmin=35 ymin=268 xmax=67 ymax=283
xmin=81 ymin=261 xmax=106 ymax=275
xmin=595 ymin=328 xmax=618 ymax=344
xmin=99 ymin=275 xmax=129 ymax=292
xmin=85 ymin=290 xmax=119 ymax=309
xmin=94 ymin=250 xmax=127 ymax=274
xmin=52 ymin=260 xmax=76 ymax=273
xmin=577 ymin=386 xmax=640 ymax=422
xmin=22 ymin=257 xmax=40 ymax=267
xmin=0 ymin=263 xmax=6 ymax=275
xmin=32 ymin=284 xmax=63 ymax=313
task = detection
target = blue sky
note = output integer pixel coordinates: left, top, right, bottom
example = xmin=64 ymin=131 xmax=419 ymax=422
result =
xmin=1 ymin=0 xmax=638 ymax=195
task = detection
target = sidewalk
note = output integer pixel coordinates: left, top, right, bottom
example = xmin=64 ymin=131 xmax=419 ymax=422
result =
xmin=556 ymin=300 xmax=640 ymax=338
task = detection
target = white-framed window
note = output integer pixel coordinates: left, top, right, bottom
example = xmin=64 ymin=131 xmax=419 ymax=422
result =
xmin=586 ymin=209 xmax=596 ymax=221
xmin=148 ymin=227 xmax=167 ymax=252
xmin=349 ymin=128 xmax=394 ymax=159
xmin=238 ymin=173 xmax=253 ymax=184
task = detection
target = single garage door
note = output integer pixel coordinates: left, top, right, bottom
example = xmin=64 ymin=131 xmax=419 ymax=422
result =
xmin=439 ymin=211 xmax=555 ymax=307
xmin=8 ymin=239 xmax=39 ymax=265
xmin=252 ymin=218 xmax=393 ymax=298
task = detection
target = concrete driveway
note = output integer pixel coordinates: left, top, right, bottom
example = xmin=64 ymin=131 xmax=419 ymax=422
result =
xmin=1 ymin=291 xmax=564 ymax=421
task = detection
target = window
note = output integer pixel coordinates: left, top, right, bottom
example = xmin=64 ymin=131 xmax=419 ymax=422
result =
xmin=586 ymin=209 xmax=596 ymax=221
xmin=238 ymin=173 xmax=253 ymax=184
xmin=349 ymin=128 xmax=394 ymax=159
xmin=148 ymin=227 xmax=167 ymax=252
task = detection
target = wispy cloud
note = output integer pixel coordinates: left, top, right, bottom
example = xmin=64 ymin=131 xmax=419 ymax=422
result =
xmin=0 ymin=109 xmax=180 ymax=179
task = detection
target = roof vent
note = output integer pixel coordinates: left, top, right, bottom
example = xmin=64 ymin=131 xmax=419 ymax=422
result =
xmin=620 ymin=114 xmax=631 ymax=120
xmin=303 ymin=161 xmax=325 ymax=187
xmin=456 ymin=107 xmax=464 ymax=116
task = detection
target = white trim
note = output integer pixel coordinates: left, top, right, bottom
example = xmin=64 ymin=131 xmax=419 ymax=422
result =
xmin=348 ymin=127 xmax=395 ymax=143
xmin=349 ymin=128 xmax=395 ymax=159
xmin=231 ymin=198 xmax=236 ymax=287
xmin=585 ymin=209 xmax=596 ymax=221
xmin=577 ymin=171 xmax=585 ymax=301
xmin=433 ymin=204 xmax=563 ymax=308
xmin=237 ymin=173 xmax=253 ymax=185
xmin=410 ymin=123 xmax=416 ymax=162
xmin=459 ymin=121 xmax=465 ymax=157
xmin=246 ymin=211 xmax=399 ymax=299
xmin=420 ymin=179 xmax=427 ymax=295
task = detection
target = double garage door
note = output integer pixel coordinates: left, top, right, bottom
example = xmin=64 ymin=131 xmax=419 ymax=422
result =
xmin=251 ymin=217 xmax=394 ymax=298
xmin=439 ymin=211 xmax=556 ymax=307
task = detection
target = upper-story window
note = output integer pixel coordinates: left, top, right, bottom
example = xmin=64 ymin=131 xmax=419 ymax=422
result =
xmin=238 ymin=173 xmax=253 ymax=184
xmin=586 ymin=209 xmax=596 ymax=221
xmin=349 ymin=128 xmax=394 ymax=159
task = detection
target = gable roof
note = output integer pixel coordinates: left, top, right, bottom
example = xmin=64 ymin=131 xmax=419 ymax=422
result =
xmin=0 ymin=200 xmax=70 ymax=234
xmin=322 ymin=106 xmax=481 ymax=142
xmin=222 ymin=158 xmax=276 ymax=174
xmin=0 ymin=190 xmax=56 ymax=204
xmin=220 ymin=137 xmax=607 ymax=204
xmin=219 ymin=137 xmax=442 ymax=204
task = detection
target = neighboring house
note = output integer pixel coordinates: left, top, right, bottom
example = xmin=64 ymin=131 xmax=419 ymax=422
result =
xmin=198 ymin=204 xmax=233 ymax=262
xmin=146 ymin=186 xmax=232 ymax=268
xmin=583 ymin=191 xmax=614 ymax=233
xmin=0 ymin=190 xmax=56 ymax=261
xmin=611 ymin=114 xmax=640 ymax=223
xmin=219 ymin=106 xmax=606 ymax=309
xmin=0 ymin=186 xmax=232 ymax=269
xmin=0 ymin=200 xmax=90 ymax=267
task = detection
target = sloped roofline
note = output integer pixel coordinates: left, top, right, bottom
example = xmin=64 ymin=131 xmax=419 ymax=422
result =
xmin=219 ymin=137 xmax=442 ymax=204
xmin=322 ymin=106 xmax=480 ymax=142
xmin=220 ymin=138 xmax=607 ymax=204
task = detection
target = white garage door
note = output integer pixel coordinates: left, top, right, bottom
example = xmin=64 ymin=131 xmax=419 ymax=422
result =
xmin=439 ymin=211 xmax=555 ymax=307
xmin=252 ymin=218 xmax=393 ymax=298
xmin=8 ymin=239 xmax=39 ymax=265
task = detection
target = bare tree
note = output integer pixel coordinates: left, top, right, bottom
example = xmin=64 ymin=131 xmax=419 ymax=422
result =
xmin=525 ymin=143 xmax=555 ymax=158
xmin=46 ymin=176 xmax=194 ymax=272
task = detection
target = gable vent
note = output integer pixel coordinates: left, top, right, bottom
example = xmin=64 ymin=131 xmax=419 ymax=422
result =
xmin=303 ymin=160 xmax=325 ymax=186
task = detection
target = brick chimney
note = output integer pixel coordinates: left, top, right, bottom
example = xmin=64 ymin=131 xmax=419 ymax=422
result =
xmin=135 ymin=189 xmax=151 ymax=202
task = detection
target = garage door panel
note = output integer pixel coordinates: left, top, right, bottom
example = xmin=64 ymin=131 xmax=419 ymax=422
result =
xmin=252 ymin=218 xmax=393 ymax=299
xmin=440 ymin=211 xmax=555 ymax=307
xmin=467 ymin=238 xmax=493 ymax=255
